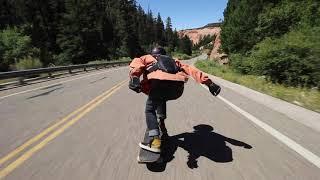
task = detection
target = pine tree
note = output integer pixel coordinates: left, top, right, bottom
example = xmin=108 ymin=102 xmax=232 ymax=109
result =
xmin=178 ymin=35 xmax=192 ymax=56
xmin=136 ymin=5 xmax=148 ymax=51
xmin=155 ymin=13 xmax=165 ymax=46
xmin=1 ymin=0 xmax=186 ymax=67
xmin=14 ymin=0 xmax=65 ymax=65
xmin=0 ymin=0 xmax=22 ymax=28
xmin=221 ymin=0 xmax=266 ymax=54
xmin=172 ymin=30 xmax=179 ymax=51
xmin=165 ymin=17 xmax=174 ymax=52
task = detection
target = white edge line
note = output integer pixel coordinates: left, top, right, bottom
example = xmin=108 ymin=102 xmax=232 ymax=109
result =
xmin=200 ymin=84 xmax=320 ymax=169
xmin=0 ymin=67 xmax=126 ymax=100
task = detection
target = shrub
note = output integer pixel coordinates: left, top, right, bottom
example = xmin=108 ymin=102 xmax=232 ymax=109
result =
xmin=172 ymin=52 xmax=191 ymax=60
xmin=0 ymin=27 xmax=39 ymax=71
xmin=229 ymin=53 xmax=252 ymax=74
xmin=248 ymin=26 xmax=320 ymax=87
xmin=15 ymin=56 xmax=43 ymax=70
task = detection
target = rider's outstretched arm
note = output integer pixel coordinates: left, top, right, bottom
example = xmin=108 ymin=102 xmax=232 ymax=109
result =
xmin=128 ymin=57 xmax=146 ymax=93
xmin=176 ymin=60 xmax=221 ymax=96
xmin=225 ymin=136 xmax=252 ymax=149
xmin=129 ymin=57 xmax=146 ymax=78
xmin=176 ymin=60 xmax=212 ymax=85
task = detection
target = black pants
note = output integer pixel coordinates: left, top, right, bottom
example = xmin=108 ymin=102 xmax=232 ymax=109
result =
xmin=145 ymin=80 xmax=184 ymax=137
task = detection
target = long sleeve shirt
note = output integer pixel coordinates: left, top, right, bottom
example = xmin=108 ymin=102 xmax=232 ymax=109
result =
xmin=129 ymin=54 xmax=213 ymax=94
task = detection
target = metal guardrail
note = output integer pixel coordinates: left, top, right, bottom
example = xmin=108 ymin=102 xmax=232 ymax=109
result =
xmin=0 ymin=61 xmax=130 ymax=84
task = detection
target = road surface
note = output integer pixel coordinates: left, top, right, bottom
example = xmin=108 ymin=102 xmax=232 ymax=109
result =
xmin=0 ymin=56 xmax=319 ymax=180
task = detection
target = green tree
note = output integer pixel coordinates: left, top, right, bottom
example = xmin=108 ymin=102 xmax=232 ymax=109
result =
xmin=21 ymin=0 xmax=64 ymax=66
xmin=0 ymin=0 xmax=22 ymax=28
xmin=171 ymin=30 xmax=180 ymax=51
xmin=1 ymin=0 xmax=184 ymax=66
xmin=0 ymin=27 xmax=38 ymax=71
xmin=145 ymin=10 xmax=156 ymax=47
xmin=57 ymin=0 xmax=115 ymax=64
xmin=136 ymin=5 xmax=148 ymax=52
xmin=165 ymin=17 xmax=174 ymax=52
xmin=178 ymin=35 xmax=192 ymax=56
xmin=256 ymin=1 xmax=301 ymax=40
xmin=155 ymin=13 xmax=165 ymax=46
xmin=193 ymin=35 xmax=215 ymax=50
xmin=221 ymin=0 xmax=273 ymax=54
xmin=221 ymin=0 xmax=320 ymax=87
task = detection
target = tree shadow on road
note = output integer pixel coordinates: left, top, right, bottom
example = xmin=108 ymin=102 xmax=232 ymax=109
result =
xmin=90 ymin=76 xmax=108 ymax=84
xmin=27 ymin=86 xmax=63 ymax=99
xmin=147 ymin=124 xmax=252 ymax=172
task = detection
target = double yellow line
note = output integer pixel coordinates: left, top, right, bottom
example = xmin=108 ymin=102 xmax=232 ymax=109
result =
xmin=0 ymin=80 xmax=128 ymax=179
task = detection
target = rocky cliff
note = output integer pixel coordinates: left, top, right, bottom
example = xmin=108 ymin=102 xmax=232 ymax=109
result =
xmin=178 ymin=23 xmax=228 ymax=64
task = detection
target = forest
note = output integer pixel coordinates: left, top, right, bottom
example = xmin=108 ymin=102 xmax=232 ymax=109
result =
xmin=0 ymin=0 xmax=193 ymax=72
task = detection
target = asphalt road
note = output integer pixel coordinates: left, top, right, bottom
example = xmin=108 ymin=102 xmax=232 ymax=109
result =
xmin=0 ymin=58 xmax=319 ymax=180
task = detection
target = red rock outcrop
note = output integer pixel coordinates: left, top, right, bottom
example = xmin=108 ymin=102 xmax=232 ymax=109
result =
xmin=178 ymin=24 xmax=229 ymax=64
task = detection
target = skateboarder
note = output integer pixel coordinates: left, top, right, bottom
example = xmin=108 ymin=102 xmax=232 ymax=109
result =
xmin=129 ymin=47 xmax=221 ymax=153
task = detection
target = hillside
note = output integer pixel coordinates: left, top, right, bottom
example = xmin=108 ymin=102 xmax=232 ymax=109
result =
xmin=178 ymin=23 xmax=228 ymax=64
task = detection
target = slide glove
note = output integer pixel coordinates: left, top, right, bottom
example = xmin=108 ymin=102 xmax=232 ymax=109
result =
xmin=208 ymin=82 xmax=221 ymax=96
xmin=129 ymin=76 xmax=141 ymax=93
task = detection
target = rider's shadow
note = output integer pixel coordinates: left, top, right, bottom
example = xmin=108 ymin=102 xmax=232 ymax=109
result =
xmin=161 ymin=124 xmax=253 ymax=169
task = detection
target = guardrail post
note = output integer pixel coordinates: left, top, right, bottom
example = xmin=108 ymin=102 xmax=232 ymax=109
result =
xmin=48 ymin=72 xmax=53 ymax=78
xmin=18 ymin=77 xmax=25 ymax=85
xmin=68 ymin=68 xmax=72 ymax=74
xmin=84 ymin=67 xmax=87 ymax=71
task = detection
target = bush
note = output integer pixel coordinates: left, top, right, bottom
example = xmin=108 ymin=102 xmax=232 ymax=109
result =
xmin=248 ymin=26 xmax=320 ymax=87
xmin=0 ymin=27 xmax=39 ymax=71
xmin=229 ymin=53 xmax=252 ymax=74
xmin=117 ymin=57 xmax=131 ymax=61
xmin=191 ymin=50 xmax=201 ymax=58
xmin=53 ymin=53 xmax=68 ymax=66
xmin=172 ymin=52 xmax=191 ymax=60
xmin=15 ymin=57 xmax=43 ymax=70
xmin=87 ymin=57 xmax=131 ymax=64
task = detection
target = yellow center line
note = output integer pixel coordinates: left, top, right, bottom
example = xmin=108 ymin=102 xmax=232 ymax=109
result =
xmin=0 ymin=80 xmax=127 ymax=171
xmin=0 ymin=81 xmax=127 ymax=179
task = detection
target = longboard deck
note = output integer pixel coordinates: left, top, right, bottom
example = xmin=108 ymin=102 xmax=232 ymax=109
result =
xmin=137 ymin=129 xmax=161 ymax=163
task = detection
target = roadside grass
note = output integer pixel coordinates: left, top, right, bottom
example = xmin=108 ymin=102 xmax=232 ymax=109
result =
xmin=172 ymin=51 xmax=201 ymax=60
xmin=172 ymin=52 xmax=192 ymax=60
xmin=0 ymin=74 xmax=53 ymax=86
xmin=195 ymin=60 xmax=320 ymax=113
xmin=87 ymin=57 xmax=131 ymax=64
xmin=0 ymin=79 xmax=15 ymax=84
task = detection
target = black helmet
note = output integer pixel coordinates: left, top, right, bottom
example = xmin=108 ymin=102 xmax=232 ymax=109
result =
xmin=151 ymin=47 xmax=166 ymax=56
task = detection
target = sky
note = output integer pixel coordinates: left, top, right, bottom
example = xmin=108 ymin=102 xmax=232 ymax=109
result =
xmin=136 ymin=0 xmax=228 ymax=30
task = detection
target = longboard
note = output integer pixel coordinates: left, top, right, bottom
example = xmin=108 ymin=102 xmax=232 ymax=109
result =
xmin=137 ymin=129 xmax=162 ymax=163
